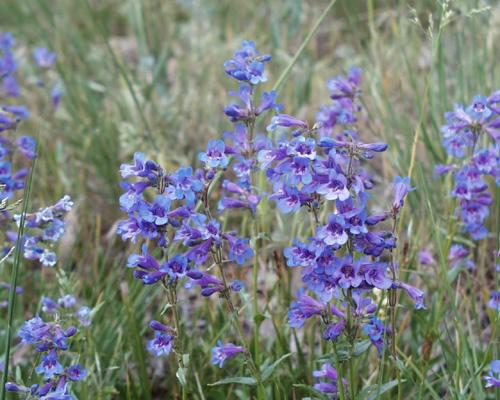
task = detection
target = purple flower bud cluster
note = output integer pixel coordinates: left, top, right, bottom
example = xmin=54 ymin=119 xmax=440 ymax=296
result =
xmin=5 ymin=295 xmax=90 ymax=399
xmin=315 ymin=66 xmax=363 ymax=136
xmin=437 ymin=92 xmax=499 ymax=240
xmin=260 ymin=67 xmax=423 ymax=358
xmin=11 ymin=195 xmax=73 ymax=267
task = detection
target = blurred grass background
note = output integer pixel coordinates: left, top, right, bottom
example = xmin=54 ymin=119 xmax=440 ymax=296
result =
xmin=0 ymin=0 xmax=499 ymax=398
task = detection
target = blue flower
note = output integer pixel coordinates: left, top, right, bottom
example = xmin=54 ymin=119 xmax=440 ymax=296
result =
xmin=484 ymin=360 xmax=500 ymax=388
xmin=288 ymin=294 xmax=326 ymax=328
xmin=67 ymin=365 xmax=87 ymax=381
xmin=147 ymin=331 xmax=174 ymax=357
xmin=160 ymin=255 xmax=189 ymax=280
xmin=33 ymin=47 xmax=56 ymax=68
xmin=317 ymin=214 xmax=348 ymax=247
xmin=211 ymin=341 xmax=244 ymax=368
xmin=199 ymin=140 xmax=229 ymax=169
xmin=35 ymin=350 xmax=64 ymax=379
xmin=223 ymin=40 xmax=271 ymax=84
xmin=363 ymin=317 xmax=389 ymax=355
xmin=226 ymin=235 xmax=253 ymax=265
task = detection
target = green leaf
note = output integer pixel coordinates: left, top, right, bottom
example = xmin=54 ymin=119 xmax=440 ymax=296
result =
xmin=160 ymin=303 xmax=173 ymax=316
xmin=208 ymin=377 xmax=257 ymax=386
xmin=176 ymin=367 xmax=187 ymax=387
xmin=261 ymin=353 xmax=292 ymax=382
xmin=353 ymin=340 xmax=371 ymax=356
xmin=357 ymin=379 xmax=403 ymax=400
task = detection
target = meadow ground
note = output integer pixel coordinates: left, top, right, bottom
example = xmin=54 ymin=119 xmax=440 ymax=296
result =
xmin=0 ymin=0 xmax=499 ymax=399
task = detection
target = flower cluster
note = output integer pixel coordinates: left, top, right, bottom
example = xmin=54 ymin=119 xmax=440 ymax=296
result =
xmin=0 ymin=32 xmax=20 ymax=98
xmin=437 ymin=93 xmax=499 ymax=240
xmin=261 ymin=68 xmax=423 ymax=361
xmin=5 ymin=295 xmax=90 ymax=399
xmin=118 ymin=151 xmax=253 ymax=353
xmin=11 ymin=195 xmax=73 ymax=267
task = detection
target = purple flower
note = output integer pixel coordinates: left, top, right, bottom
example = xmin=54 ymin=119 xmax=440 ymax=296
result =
xmin=284 ymin=240 xmax=317 ymax=268
xmin=487 ymin=291 xmax=500 ymax=311
xmin=269 ymin=184 xmax=308 ymax=214
xmin=199 ymin=140 xmax=229 ymax=169
xmin=35 ymin=350 xmax=63 ymax=379
xmin=323 ymin=319 xmax=346 ymax=341
xmin=312 ymin=363 xmax=346 ymax=397
xmin=226 ymin=235 xmax=253 ymax=265
xmin=267 ymin=114 xmax=308 ymax=132
xmin=67 ymin=365 xmax=87 ymax=381
xmin=334 ymin=256 xmax=363 ymax=289
xmin=418 ymin=249 xmax=436 ymax=266
xmin=484 ymin=360 xmax=500 ymax=388
xmin=33 ymin=47 xmax=56 ymax=68
xmin=16 ymin=135 xmax=36 ymax=158
xmin=398 ymin=281 xmax=425 ymax=310
xmin=359 ymin=261 xmax=392 ymax=289
xmin=363 ymin=317 xmax=389 ymax=354
xmin=327 ymin=66 xmax=362 ymax=100
xmin=392 ymin=176 xmax=415 ymax=212
xmin=288 ymin=294 xmax=326 ymax=328
xmin=211 ymin=341 xmax=245 ymax=368
xmin=189 ymin=273 xmax=224 ymax=297
xmin=18 ymin=317 xmax=50 ymax=344
xmin=316 ymin=169 xmax=350 ymax=201
xmin=229 ymin=280 xmax=244 ymax=292
xmin=224 ymin=40 xmax=271 ymax=84
xmin=147 ymin=331 xmax=174 ymax=357
xmin=160 ymin=255 xmax=189 ymax=280
xmin=317 ymin=214 xmax=348 ymax=247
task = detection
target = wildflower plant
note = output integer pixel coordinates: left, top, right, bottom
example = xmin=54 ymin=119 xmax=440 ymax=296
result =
xmin=5 ymin=294 xmax=91 ymax=399
xmin=117 ymin=40 xmax=425 ymax=399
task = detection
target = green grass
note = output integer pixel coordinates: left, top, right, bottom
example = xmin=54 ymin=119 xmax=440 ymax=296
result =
xmin=0 ymin=0 xmax=499 ymax=398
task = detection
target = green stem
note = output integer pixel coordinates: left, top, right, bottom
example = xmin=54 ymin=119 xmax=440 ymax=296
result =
xmin=346 ymin=289 xmax=356 ymax=399
xmin=214 ymin=250 xmax=265 ymax=398
xmin=332 ymin=342 xmax=345 ymax=400
xmin=165 ymin=284 xmax=187 ymax=400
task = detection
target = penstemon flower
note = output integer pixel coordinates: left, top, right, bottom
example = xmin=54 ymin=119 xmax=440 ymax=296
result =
xmin=211 ymin=341 xmax=245 ymax=368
